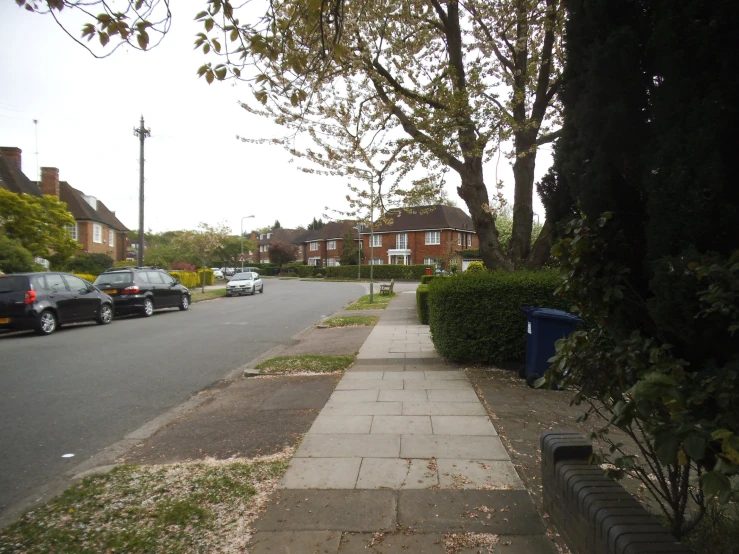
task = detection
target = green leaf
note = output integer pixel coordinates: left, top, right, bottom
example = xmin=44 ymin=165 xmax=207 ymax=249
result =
xmin=712 ymin=429 xmax=734 ymax=440
xmin=655 ymin=434 xmax=680 ymax=464
xmin=212 ymin=39 xmax=221 ymax=53
xmin=684 ymin=435 xmax=706 ymax=461
xmin=205 ymin=18 xmax=214 ymax=32
xmin=205 ymin=70 xmax=214 ymax=84
xmin=701 ymin=471 xmax=731 ymax=499
xmin=215 ymin=66 xmax=227 ymax=80
xmin=137 ymin=30 xmax=149 ymax=50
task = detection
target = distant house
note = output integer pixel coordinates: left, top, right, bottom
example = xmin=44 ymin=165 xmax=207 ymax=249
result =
xmin=0 ymin=147 xmax=130 ymax=262
xmin=293 ymin=221 xmax=360 ymax=267
xmin=257 ymin=228 xmax=304 ymax=264
xmin=358 ymin=205 xmax=479 ymax=267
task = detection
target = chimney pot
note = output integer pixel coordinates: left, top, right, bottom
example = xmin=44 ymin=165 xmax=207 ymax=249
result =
xmin=40 ymin=167 xmax=60 ymax=197
xmin=0 ymin=147 xmax=22 ymax=170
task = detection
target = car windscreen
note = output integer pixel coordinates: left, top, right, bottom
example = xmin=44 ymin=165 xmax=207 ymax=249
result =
xmin=231 ymin=273 xmax=253 ymax=281
xmin=94 ymin=272 xmax=133 ymax=287
xmin=0 ymin=276 xmax=29 ymax=293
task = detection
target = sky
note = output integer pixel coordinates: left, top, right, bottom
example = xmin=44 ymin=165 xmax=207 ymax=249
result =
xmin=0 ymin=2 xmax=549 ymax=236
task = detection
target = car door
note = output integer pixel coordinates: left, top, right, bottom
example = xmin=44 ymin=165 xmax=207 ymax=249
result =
xmin=254 ymin=273 xmax=263 ymax=292
xmin=144 ymin=271 xmax=168 ymax=307
xmin=63 ymin=274 xmax=98 ymax=320
xmin=44 ymin=273 xmax=74 ymax=321
xmin=159 ymin=272 xmax=180 ymax=307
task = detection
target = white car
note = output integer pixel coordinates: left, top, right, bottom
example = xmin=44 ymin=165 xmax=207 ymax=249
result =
xmin=211 ymin=268 xmax=224 ymax=279
xmin=225 ymin=272 xmax=263 ymax=296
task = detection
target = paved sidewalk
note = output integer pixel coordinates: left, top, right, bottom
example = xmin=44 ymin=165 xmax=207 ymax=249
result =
xmin=248 ymin=292 xmax=557 ymax=553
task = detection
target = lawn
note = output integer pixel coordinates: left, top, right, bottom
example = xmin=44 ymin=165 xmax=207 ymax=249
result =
xmin=190 ymin=288 xmax=227 ymax=302
xmin=321 ymin=315 xmax=378 ymax=327
xmin=255 ymin=355 xmax=355 ymax=374
xmin=345 ymin=292 xmax=396 ymax=310
xmin=0 ymin=451 xmax=291 ymax=554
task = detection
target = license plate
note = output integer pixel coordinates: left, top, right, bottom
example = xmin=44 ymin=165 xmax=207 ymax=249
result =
xmin=103 ymin=289 xmax=118 ymax=295
xmin=0 ymin=318 xmax=10 ymax=325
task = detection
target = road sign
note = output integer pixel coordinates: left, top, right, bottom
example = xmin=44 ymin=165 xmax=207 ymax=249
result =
xmin=238 ymin=254 xmax=246 ymax=262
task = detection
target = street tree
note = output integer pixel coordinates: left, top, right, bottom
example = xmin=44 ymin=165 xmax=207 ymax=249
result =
xmin=216 ymin=235 xmax=256 ymax=268
xmin=268 ymin=240 xmax=298 ymax=267
xmin=0 ymin=189 xmax=79 ymax=267
xmin=339 ymin=231 xmax=362 ymax=266
xmin=22 ymin=0 xmax=565 ymax=270
xmin=173 ymin=222 xmax=230 ymax=292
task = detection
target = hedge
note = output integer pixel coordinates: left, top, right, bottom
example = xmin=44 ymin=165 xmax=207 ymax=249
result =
xmin=421 ymin=275 xmax=438 ymax=285
xmin=113 ymin=260 xmax=137 ymax=267
xmin=428 ymin=270 xmax=571 ymax=363
xmin=325 ymin=264 xmax=429 ymax=280
xmin=168 ymin=271 xmax=198 ymax=288
xmin=417 ymin=284 xmax=431 ymax=324
xmin=197 ymin=269 xmax=214 ymax=286
xmin=73 ymin=273 xmax=98 ymax=283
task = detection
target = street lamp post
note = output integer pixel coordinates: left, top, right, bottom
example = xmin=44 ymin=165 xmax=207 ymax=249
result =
xmin=240 ymin=215 xmax=255 ymax=272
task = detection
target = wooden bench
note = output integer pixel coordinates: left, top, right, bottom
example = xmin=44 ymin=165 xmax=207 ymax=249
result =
xmin=380 ymin=279 xmax=395 ymax=295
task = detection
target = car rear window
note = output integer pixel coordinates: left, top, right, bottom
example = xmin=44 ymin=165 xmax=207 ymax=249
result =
xmin=0 ymin=276 xmax=29 ymax=293
xmin=94 ymin=272 xmax=133 ymax=286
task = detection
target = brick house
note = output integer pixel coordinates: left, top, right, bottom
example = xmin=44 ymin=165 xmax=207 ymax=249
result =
xmin=0 ymin=147 xmax=129 ymax=262
xmin=358 ymin=205 xmax=478 ymax=267
xmin=294 ymin=221 xmax=360 ymax=267
xmin=256 ymin=228 xmax=303 ymax=263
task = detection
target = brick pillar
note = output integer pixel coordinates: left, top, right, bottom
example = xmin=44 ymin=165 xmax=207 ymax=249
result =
xmin=0 ymin=147 xmax=22 ymax=170
xmin=40 ymin=167 xmax=60 ymax=196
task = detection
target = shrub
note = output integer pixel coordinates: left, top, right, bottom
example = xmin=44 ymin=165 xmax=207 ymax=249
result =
xmin=197 ymin=269 xmax=214 ymax=286
xmin=65 ymin=253 xmax=114 ymax=275
xmin=465 ymin=261 xmax=485 ymax=273
xmin=428 ymin=270 xmax=569 ymax=363
xmin=170 ymin=260 xmax=196 ymax=272
xmin=113 ymin=260 xmax=137 ymax=267
xmin=168 ymin=271 xmax=198 ymax=288
xmin=421 ymin=275 xmax=437 ymax=285
xmin=325 ymin=264 xmax=429 ymax=280
xmin=293 ymin=265 xmax=315 ymax=278
xmin=0 ymin=236 xmax=36 ymax=273
xmin=416 ymin=284 xmax=430 ymax=324
xmin=72 ymin=273 xmax=98 ymax=283
xmin=315 ymin=272 xmax=323 ymax=278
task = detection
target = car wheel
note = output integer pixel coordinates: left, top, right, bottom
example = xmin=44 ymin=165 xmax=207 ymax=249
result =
xmin=260 ymin=283 xmax=264 ymax=293
xmin=225 ymin=293 xmax=232 ymax=297
xmin=97 ymin=303 xmax=113 ymax=325
xmin=141 ymin=298 xmax=154 ymax=317
xmin=35 ymin=310 xmax=57 ymax=335
xmin=251 ymin=287 xmax=257 ymax=296
xmin=179 ymin=294 xmax=190 ymax=311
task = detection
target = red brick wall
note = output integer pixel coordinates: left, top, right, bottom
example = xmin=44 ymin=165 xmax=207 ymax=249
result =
xmin=75 ymin=221 xmax=120 ymax=259
xmin=358 ymin=230 xmax=478 ymax=264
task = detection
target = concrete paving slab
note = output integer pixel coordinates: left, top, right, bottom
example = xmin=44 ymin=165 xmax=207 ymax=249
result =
xmin=403 ymin=380 xmax=473 ymax=390
xmin=431 ymin=416 xmax=498 ymax=436
xmin=338 ymin=532 xmax=445 ymax=553
xmin=254 ymin=490 xmax=397 ymax=532
xmin=486 ymin=534 xmax=559 ymax=553
xmin=427 ymin=390 xmax=481 ymax=402
xmin=248 ymin=531 xmax=341 ymax=554
xmin=356 ymin=458 xmax=439 ymax=490
xmin=436 ymin=460 xmax=524 ymax=490
xmin=296 ymin=434 xmax=401 ymax=458
xmin=378 ymin=390 xmax=428 ymax=402
xmin=401 ymin=435 xmax=509 ymax=460
xmin=323 ymin=402 xmax=402 ymax=416
xmin=397 ymin=490 xmax=545 ymax=534
xmin=329 ymin=390 xmax=380 ymax=403
xmin=381 ymin=371 xmax=427 ymax=380
xmin=336 ymin=381 xmax=403 ymax=391
xmin=402 ymin=402 xmax=487 ymax=416
xmin=424 ymin=372 xmax=467 ymax=380
xmin=405 ymin=365 xmax=450 ymax=371
xmin=280 ymin=458 xmax=362 ymax=489
xmin=310 ymin=415 xmax=373 ymax=434
xmin=340 ymin=372 xmax=385 ymax=380
xmin=370 ymin=416 xmax=433 ymax=435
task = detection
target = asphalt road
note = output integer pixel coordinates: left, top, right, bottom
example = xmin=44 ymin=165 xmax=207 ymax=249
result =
xmin=0 ymin=278 xmax=365 ymax=525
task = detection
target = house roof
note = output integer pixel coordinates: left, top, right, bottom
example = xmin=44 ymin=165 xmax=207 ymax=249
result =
xmin=257 ymin=228 xmax=303 ymax=246
xmin=0 ymin=153 xmax=42 ymax=197
xmin=294 ymin=220 xmax=359 ymax=243
xmin=59 ymin=182 xmax=129 ymax=232
xmin=365 ymin=205 xmax=474 ymax=233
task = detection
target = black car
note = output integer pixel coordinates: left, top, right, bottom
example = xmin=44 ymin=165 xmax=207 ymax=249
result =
xmin=0 ymin=272 xmax=114 ymax=336
xmin=93 ymin=267 xmax=191 ymax=317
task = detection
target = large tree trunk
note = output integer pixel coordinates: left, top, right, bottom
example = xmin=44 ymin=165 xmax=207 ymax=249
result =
xmin=508 ymin=135 xmax=537 ymax=266
xmin=525 ymin=217 xmax=555 ymax=268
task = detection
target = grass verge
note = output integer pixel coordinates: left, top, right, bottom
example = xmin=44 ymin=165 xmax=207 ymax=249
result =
xmin=255 ymin=355 xmax=355 ymax=374
xmin=322 ymin=315 xmax=378 ymax=327
xmin=190 ymin=288 xmax=227 ymax=302
xmin=0 ymin=451 xmax=291 ymax=554
xmin=346 ymin=292 xmax=396 ymax=310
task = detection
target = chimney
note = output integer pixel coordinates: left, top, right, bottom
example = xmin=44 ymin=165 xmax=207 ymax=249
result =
xmin=41 ymin=167 xmax=60 ymax=196
xmin=0 ymin=147 xmax=22 ymax=170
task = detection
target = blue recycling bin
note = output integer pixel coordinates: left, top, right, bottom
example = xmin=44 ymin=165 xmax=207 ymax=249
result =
xmin=520 ymin=307 xmax=582 ymax=388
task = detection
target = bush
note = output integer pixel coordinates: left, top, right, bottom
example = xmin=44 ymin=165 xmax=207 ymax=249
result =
xmin=465 ymin=261 xmax=485 ymax=273
xmin=168 ymin=270 xmax=198 ymax=288
xmin=315 ymin=272 xmax=323 ymax=278
xmin=421 ymin=275 xmax=437 ymax=285
xmin=197 ymin=269 xmax=214 ymax=286
xmin=325 ymin=264 xmax=429 ymax=280
xmin=65 ymin=253 xmax=114 ymax=275
xmin=0 ymin=236 xmax=36 ymax=273
xmin=293 ymin=265 xmax=315 ymax=278
xmin=428 ymin=270 xmax=569 ymax=363
xmin=113 ymin=260 xmax=137 ymax=267
xmin=72 ymin=273 xmax=98 ymax=283
xmin=417 ymin=284 xmax=430 ymax=324
xmin=170 ymin=260 xmax=196 ymax=272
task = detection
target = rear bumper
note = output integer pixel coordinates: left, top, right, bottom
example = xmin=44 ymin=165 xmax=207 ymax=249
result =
xmin=0 ymin=312 xmax=38 ymax=331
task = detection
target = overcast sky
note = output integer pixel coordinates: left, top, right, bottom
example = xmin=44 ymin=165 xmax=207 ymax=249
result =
xmin=0 ymin=2 xmax=549 ymax=236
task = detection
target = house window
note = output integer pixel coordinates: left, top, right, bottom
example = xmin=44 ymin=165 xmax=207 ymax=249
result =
xmin=108 ymin=229 xmax=115 ymax=247
xmin=267 ymin=233 xmax=272 ymax=239
xmin=370 ymin=235 xmax=382 ymax=247
xmin=425 ymin=231 xmax=440 ymax=245
xmin=64 ymin=223 xmax=77 ymax=241
xmin=309 ymin=257 xmax=321 ymax=266
xmin=310 ymin=242 xmax=319 ymax=251
xmin=327 ymin=240 xmax=336 ymax=250
xmin=396 ymin=233 xmax=408 ymax=249
xmin=370 ymin=258 xmax=383 ymax=265
xmin=467 ymin=233 xmax=473 ymax=247
xmin=327 ymin=258 xmax=339 ymax=266
xmin=93 ymin=223 xmax=102 ymax=243
xmin=458 ymin=232 xmax=462 ymax=246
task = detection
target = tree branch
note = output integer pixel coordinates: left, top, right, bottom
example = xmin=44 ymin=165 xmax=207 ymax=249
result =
xmin=535 ymin=128 xmax=562 ymax=145
xmin=530 ymin=0 xmax=560 ymax=123
xmin=371 ymin=59 xmax=448 ymax=111
xmin=464 ymin=3 xmax=514 ymax=74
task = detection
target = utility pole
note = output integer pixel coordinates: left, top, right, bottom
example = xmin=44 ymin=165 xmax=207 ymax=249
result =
xmin=133 ymin=116 xmax=150 ymax=267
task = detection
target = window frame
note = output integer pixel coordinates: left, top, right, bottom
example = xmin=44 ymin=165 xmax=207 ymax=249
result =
xmin=64 ymin=223 xmax=77 ymax=241
xmin=92 ymin=223 xmax=103 ymax=244
xmin=396 ymin=233 xmax=408 ymax=249
xmin=370 ymin=235 xmax=382 ymax=247
xmin=310 ymin=242 xmax=319 ymax=251
xmin=327 ymin=240 xmax=336 ymax=250
xmin=108 ymin=229 xmax=115 ymax=247
xmin=425 ymin=231 xmax=440 ymax=245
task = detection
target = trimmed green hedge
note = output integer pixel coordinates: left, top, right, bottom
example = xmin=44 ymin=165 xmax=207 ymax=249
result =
xmin=421 ymin=275 xmax=438 ymax=285
xmin=169 ymin=270 xmax=199 ymax=288
xmin=325 ymin=264 xmax=429 ymax=280
xmin=417 ymin=284 xmax=430 ymax=324
xmin=197 ymin=269 xmax=214 ymax=286
xmin=428 ymin=270 xmax=570 ymax=363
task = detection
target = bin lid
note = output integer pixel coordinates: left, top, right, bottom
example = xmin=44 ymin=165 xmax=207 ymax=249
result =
xmin=520 ymin=306 xmax=537 ymax=316
xmin=529 ymin=307 xmax=582 ymax=324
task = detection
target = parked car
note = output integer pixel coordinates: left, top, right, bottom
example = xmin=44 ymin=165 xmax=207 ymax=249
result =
xmin=211 ymin=268 xmax=224 ymax=279
xmin=223 ymin=267 xmax=236 ymax=277
xmin=0 ymin=272 xmax=114 ymax=336
xmin=225 ymin=272 xmax=264 ymax=296
xmin=93 ymin=267 xmax=190 ymax=317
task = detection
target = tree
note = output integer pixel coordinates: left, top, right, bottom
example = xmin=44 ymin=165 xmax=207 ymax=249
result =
xmin=173 ymin=222 xmax=230 ymax=292
xmin=268 ymin=240 xmax=298 ymax=267
xmin=545 ymin=0 xmax=739 ymax=538
xmin=0 ymin=236 xmax=37 ymax=273
xmin=0 ymin=189 xmax=79 ymax=267
xmin=215 ymin=235 xmax=256 ymax=268
xmin=307 ymin=217 xmax=325 ymax=231
xmin=339 ymin=232 xmax=362 ymax=266
xmin=22 ymin=0 xmax=565 ymax=270
xmin=272 ymin=220 xmax=281 ymax=229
